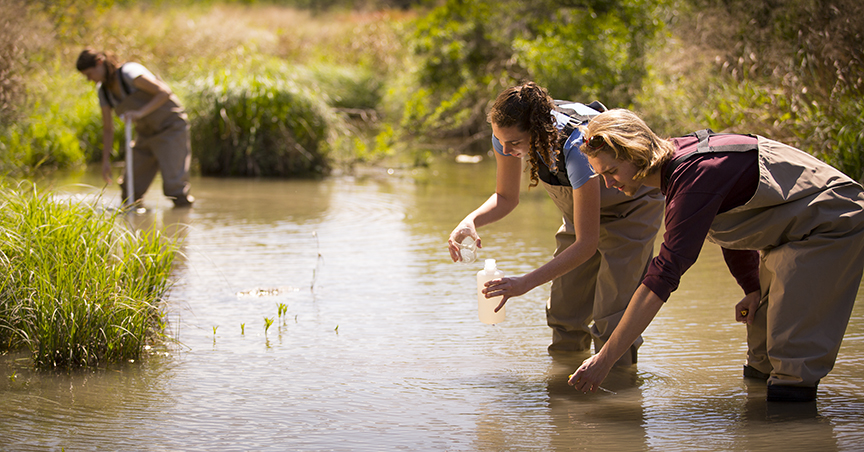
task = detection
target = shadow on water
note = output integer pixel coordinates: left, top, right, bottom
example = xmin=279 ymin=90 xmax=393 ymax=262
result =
xmin=2 ymin=158 xmax=864 ymax=451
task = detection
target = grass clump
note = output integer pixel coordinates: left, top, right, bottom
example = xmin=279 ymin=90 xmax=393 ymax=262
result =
xmin=184 ymin=67 xmax=338 ymax=177
xmin=0 ymin=182 xmax=179 ymax=369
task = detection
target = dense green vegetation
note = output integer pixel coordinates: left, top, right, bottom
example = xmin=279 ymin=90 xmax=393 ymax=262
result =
xmin=184 ymin=69 xmax=336 ymax=177
xmin=641 ymin=0 xmax=864 ymax=182
xmin=401 ymin=0 xmax=665 ymax=140
xmin=0 ymin=182 xmax=178 ymax=368
xmin=1 ymin=0 xmax=860 ymax=180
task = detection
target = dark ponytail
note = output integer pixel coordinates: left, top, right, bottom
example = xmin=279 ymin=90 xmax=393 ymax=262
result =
xmin=76 ymin=47 xmax=121 ymax=82
xmin=488 ymin=81 xmax=559 ymax=187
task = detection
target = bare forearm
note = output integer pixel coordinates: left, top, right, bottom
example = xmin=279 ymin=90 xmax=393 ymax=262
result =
xmin=101 ymin=112 xmax=114 ymax=161
xmin=596 ymin=284 xmax=663 ymax=364
xmin=136 ymin=91 xmax=169 ymax=118
xmin=463 ymin=193 xmax=518 ymax=229
xmin=521 ymin=234 xmax=597 ymax=291
xmin=569 ymin=284 xmax=664 ymax=391
xmin=522 ymin=178 xmax=601 ymax=294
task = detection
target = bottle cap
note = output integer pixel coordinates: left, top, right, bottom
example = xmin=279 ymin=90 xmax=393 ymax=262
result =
xmin=484 ymin=259 xmax=496 ymax=271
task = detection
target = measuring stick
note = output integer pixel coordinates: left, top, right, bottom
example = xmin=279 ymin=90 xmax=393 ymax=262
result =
xmin=124 ymin=118 xmax=134 ymax=208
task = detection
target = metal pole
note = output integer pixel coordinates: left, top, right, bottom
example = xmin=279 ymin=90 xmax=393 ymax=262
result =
xmin=124 ymin=118 xmax=134 ymax=208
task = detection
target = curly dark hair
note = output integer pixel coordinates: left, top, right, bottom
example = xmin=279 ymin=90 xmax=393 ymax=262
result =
xmin=487 ymin=82 xmax=560 ymax=187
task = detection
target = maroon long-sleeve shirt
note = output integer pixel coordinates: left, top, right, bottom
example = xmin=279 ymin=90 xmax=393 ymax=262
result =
xmin=642 ymin=134 xmax=762 ymax=302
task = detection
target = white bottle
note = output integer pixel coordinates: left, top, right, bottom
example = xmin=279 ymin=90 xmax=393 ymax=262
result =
xmin=476 ymin=259 xmax=506 ymax=324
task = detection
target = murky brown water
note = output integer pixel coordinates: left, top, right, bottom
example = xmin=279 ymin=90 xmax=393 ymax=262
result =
xmin=2 ymin=156 xmax=864 ymax=451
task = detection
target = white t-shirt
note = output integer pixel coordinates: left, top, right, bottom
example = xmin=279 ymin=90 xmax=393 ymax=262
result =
xmin=97 ymin=62 xmax=154 ymax=108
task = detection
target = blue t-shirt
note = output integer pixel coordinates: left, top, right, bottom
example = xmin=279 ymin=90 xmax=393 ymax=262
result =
xmin=492 ymin=102 xmax=597 ymax=189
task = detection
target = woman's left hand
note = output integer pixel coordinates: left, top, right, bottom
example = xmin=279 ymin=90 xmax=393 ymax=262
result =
xmin=735 ymin=290 xmax=761 ymax=325
xmin=483 ymin=276 xmax=530 ymax=312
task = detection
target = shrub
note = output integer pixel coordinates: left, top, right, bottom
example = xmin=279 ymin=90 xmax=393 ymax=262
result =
xmin=184 ymin=68 xmax=337 ymax=177
xmin=0 ymin=102 xmax=87 ymax=172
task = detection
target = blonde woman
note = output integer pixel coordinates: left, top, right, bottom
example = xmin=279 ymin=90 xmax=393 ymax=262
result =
xmin=571 ymin=108 xmax=864 ymax=402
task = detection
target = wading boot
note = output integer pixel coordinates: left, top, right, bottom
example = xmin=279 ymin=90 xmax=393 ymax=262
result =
xmin=743 ymin=365 xmax=770 ymax=380
xmin=766 ymin=382 xmax=819 ymax=402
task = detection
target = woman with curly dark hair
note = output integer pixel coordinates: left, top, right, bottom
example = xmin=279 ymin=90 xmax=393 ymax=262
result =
xmin=447 ymin=82 xmax=663 ymax=365
xmin=77 ymin=47 xmax=193 ymax=208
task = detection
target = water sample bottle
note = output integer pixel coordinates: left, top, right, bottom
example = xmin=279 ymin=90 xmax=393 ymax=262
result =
xmin=476 ymin=259 xmax=506 ymax=324
xmin=458 ymin=236 xmax=477 ymax=264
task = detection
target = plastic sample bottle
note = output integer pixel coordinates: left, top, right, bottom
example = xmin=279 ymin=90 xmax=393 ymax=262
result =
xmin=476 ymin=259 xmax=506 ymax=324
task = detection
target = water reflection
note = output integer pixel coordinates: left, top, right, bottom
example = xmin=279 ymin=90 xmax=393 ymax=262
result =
xmin=545 ymin=352 xmax=647 ymax=451
xmin=2 ymin=158 xmax=863 ymax=451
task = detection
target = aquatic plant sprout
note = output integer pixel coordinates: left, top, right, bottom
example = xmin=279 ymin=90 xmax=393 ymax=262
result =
xmin=0 ymin=181 xmax=179 ymax=369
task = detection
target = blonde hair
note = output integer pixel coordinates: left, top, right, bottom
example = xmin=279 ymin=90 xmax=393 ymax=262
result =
xmin=580 ymin=109 xmax=675 ymax=180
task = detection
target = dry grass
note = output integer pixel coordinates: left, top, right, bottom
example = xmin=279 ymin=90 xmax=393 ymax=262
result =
xmin=77 ymin=4 xmax=412 ymax=81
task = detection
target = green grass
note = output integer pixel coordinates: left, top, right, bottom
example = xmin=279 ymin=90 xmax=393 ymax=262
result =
xmin=0 ymin=181 xmax=179 ymax=369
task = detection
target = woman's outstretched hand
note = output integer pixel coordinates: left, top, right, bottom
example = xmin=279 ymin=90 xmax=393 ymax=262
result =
xmin=568 ymin=352 xmax=613 ymax=393
xmin=481 ymin=276 xmax=531 ymax=312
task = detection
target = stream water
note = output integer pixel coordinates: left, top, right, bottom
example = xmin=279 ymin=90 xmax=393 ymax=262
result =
xmin=2 ymin=155 xmax=863 ymax=451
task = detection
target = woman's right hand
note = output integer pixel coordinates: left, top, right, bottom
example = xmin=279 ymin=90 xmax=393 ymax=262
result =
xmin=101 ymin=159 xmax=113 ymax=184
xmin=448 ymin=224 xmax=480 ymax=262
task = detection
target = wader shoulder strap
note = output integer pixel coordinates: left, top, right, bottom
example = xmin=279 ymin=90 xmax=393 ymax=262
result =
xmin=540 ymin=100 xmax=607 ymax=187
xmin=101 ymin=64 xmax=132 ymax=109
xmin=663 ymin=129 xmax=759 ymax=187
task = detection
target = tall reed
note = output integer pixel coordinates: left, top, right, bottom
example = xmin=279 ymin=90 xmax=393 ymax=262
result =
xmin=0 ymin=182 xmax=178 ymax=368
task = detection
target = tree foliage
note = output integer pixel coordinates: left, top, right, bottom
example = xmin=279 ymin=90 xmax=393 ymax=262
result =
xmin=401 ymin=0 xmax=668 ymax=141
